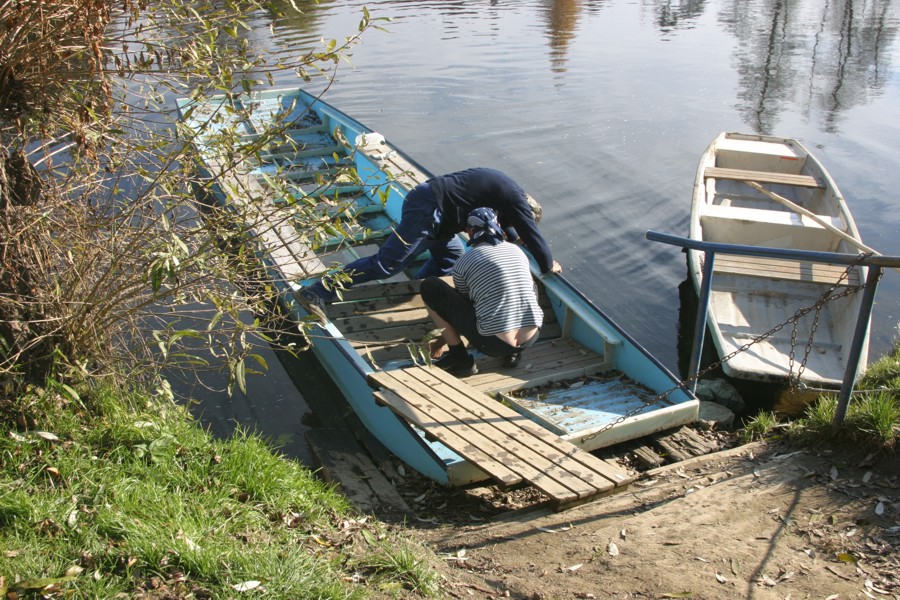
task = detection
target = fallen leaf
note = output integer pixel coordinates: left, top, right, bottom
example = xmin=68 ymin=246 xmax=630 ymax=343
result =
xmin=361 ymin=529 xmax=376 ymax=545
xmin=566 ymin=563 xmax=583 ymax=572
xmin=232 ymin=580 xmax=261 ymax=592
xmin=537 ymin=524 xmax=572 ymax=534
xmin=875 ymin=501 xmax=885 ymax=516
xmin=607 ymin=542 xmax=619 ymax=557
xmin=862 ymin=471 xmax=873 ymax=483
xmin=836 ymin=552 xmax=857 ymax=564
xmin=64 ymin=566 xmax=83 ymax=577
xmin=830 ymin=466 xmax=838 ymax=480
xmin=865 ymin=579 xmax=891 ymax=594
xmin=660 ymin=593 xmax=692 ymax=598
xmin=730 ymin=558 xmax=740 ymax=575
xmin=715 ymin=572 xmax=727 ymax=583
xmin=33 ymin=431 xmax=59 ymax=441
xmin=620 ymin=528 xmax=627 ymax=540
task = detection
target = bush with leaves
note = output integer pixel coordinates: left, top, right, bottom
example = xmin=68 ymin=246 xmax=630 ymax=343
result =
xmin=0 ymin=0 xmax=387 ymax=412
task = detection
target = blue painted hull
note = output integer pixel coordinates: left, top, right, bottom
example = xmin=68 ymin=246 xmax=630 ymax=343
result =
xmin=178 ymin=87 xmax=699 ymax=486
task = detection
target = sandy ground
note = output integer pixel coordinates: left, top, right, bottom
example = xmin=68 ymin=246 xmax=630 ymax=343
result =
xmin=399 ymin=441 xmax=899 ymax=600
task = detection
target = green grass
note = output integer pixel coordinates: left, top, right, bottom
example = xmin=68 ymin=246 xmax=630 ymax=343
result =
xmin=0 ymin=381 xmax=440 ymax=598
xmin=741 ymin=347 xmax=900 ymax=452
xmin=741 ymin=410 xmax=781 ymax=442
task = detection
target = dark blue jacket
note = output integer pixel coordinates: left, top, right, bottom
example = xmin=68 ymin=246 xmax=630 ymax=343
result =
xmin=429 ymin=168 xmax=554 ymax=273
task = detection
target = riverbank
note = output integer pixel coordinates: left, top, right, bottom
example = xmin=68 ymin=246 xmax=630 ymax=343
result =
xmin=0 ymin=382 xmax=439 ymax=598
xmin=2 ymin=347 xmax=897 ymax=598
xmin=414 ymin=440 xmax=899 ymax=599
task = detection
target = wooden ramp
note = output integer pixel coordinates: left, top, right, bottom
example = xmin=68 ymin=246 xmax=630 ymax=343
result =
xmin=368 ymin=365 xmax=635 ymax=507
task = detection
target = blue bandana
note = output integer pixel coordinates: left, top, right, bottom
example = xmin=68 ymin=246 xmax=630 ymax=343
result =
xmin=466 ymin=207 xmax=505 ymax=246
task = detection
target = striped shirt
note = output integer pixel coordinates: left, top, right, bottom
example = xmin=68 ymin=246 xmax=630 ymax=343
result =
xmin=452 ymin=241 xmax=543 ymax=336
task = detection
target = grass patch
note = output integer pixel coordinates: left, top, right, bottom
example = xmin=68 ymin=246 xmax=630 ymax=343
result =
xmin=0 ymin=381 xmax=440 ymax=598
xmin=738 ymin=348 xmax=900 ymax=453
xmin=741 ymin=410 xmax=780 ymax=442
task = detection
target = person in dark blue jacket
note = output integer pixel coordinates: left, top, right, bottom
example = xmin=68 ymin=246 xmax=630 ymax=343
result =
xmin=300 ymin=167 xmax=561 ymax=305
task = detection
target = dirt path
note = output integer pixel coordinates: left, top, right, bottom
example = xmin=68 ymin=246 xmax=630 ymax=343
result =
xmin=403 ymin=441 xmax=898 ymax=599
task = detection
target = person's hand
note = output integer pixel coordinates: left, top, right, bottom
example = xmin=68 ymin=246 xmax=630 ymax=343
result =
xmin=549 ymin=260 xmax=562 ymax=274
xmin=428 ymin=337 xmax=448 ymax=359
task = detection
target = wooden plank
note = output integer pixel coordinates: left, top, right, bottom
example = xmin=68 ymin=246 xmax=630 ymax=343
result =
xmin=370 ymin=388 xmax=525 ymax=487
xmin=334 ymin=307 xmax=432 ymax=333
xmin=370 ymin=368 xmax=628 ymax=503
xmin=705 ymin=166 xmax=823 ymax=188
xmin=305 ymin=428 xmax=413 ymax=517
xmin=714 ymin=254 xmax=861 ymax=285
xmin=667 ymin=427 xmax=720 ymax=457
xmin=351 ymin=320 xmax=565 ymax=368
xmin=337 ymin=279 xmax=430 ymax=302
xmin=377 ymin=371 xmax=594 ymax=503
xmin=345 ymin=322 xmax=435 ymax=346
xmin=465 ymin=338 xmax=610 ymax=391
xmin=387 ymin=366 xmax=626 ymax=486
xmin=416 ymin=365 xmax=633 ymax=488
xmin=327 ymin=295 xmax=427 ymax=319
xmin=208 ymin=157 xmax=327 ymax=278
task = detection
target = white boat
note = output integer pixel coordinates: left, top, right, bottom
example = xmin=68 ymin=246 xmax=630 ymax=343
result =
xmin=687 ymin=132 xmax=871 ymax=386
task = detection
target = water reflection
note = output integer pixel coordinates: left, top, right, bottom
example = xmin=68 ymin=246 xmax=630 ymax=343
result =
xmin=650 ymin=0 xmax=707 ymax=34
xmin=725 ymin=0 xmax=898 ymax=133
xmin=541 ymin=0 xmax=583 ymax=73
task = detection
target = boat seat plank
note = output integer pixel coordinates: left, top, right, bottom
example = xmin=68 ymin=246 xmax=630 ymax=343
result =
xmin=705 ymin=167 xmax=823 ymax=188
xmin=713 ymin=254 xmax=861 ymax=286
xmin=344 ymin=322 xmax=436 ymax=345
xmin=369 ymin=366 xmax=633 ymax=503
xmin=334 ymin=307 xmax=432 ymax=333
xmin=700 ymin=203 xmax=843 ymax=230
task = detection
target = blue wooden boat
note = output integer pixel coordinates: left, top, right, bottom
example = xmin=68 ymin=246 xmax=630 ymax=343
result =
xmin=177 ymin=88 xmax=699 ymax=503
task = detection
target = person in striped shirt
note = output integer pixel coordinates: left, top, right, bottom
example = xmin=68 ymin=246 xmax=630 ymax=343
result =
xmin=421 ymin=207 xmax=544 ymax=376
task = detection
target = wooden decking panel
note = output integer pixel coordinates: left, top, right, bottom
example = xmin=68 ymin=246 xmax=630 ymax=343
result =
xmin=330 ymin=277 xmax=565 ymax=369
xmin=465 ymin=338 xmax=613 ymax=393
xmin=369 ymin=365 xmax=633 ymax=503
xmin=714 ymin=254 xmax=861 ymax=286
xmin=705 ymin=167 xmax=823 ymax=188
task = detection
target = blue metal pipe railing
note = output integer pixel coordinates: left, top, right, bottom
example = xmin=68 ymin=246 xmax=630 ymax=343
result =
xmin=646 ymin=230 xmax=900 ymax=424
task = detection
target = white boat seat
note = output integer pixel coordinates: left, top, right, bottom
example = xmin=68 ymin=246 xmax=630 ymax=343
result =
xmin=700 ymin=204 xmax=845 ymax=252
xmin=705 ymin=167 xmax=823 ymax=188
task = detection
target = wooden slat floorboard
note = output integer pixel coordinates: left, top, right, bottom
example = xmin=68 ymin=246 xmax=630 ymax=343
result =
xmin=421 ymin=366 xmax=633 ymax=487
xmin=335 ymin=307 xmax=433 ymax=333
xmin=714 ymin=254 xmax=861 ymax=286
xmin=465 ymin=338 xmax=611 ymax=392
xmin=372 ymin=388 xmax=524 ymax=487
xmin=369 ymin=365 xmax=633 ymax=503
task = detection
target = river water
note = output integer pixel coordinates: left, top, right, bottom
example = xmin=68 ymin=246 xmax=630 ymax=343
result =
xmin=179 ymin=0 xmax=900 ymax=457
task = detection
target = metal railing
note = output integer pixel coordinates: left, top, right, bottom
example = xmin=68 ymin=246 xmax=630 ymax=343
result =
xmin=646 ymin=230 xmax=900 ymax=424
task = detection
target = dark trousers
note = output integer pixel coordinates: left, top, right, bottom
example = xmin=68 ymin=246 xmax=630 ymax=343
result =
xmin=308 ymin=183 xmax=465 ymax=300
xmin=420 ymin=277 xmax=522 ymax=357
